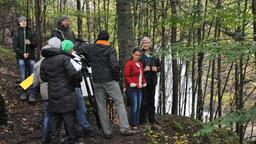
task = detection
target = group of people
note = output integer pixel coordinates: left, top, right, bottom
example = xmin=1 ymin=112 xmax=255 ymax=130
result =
xmin=124 ymin=37 xmax=161 ymax=130
xmin=12 ymin=15 xmax=161 ymax=144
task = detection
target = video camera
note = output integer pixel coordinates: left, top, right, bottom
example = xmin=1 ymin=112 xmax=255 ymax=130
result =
xmin=74 ymin=39 xmax=91 ymax=74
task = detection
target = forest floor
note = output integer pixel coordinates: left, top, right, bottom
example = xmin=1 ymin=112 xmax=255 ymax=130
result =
xmin=0 ymin=48 xmax=252 ymax=144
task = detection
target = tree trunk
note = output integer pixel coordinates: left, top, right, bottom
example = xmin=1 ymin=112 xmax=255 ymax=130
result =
xmin=197 ymin=52 xmax=203 ymax=120
xmin=253 ymin=0 xmax=256 ymax=69
xmin=85 ymin=0 xmax=91 ymax=41
xmin=183 ymin=62 xmax=189 ymax=116
xmin=209 ymin=60 xmax=215 ymax=121
xmin=93 ymin=0 xmax=97 ymax=40
xmin=191 ymin=54 xmax=196 ymax=118
xmin=34 ymin=0 xmax=42 ymax=60
xmin=103 ymin=0 xmax=107 ymax=30
xmin=42 ymin=0 xmax=48 ymax=43
xmin=98 ymin=0 xmax=101 ymax=31
xmin=1 ymin=10 xmax=6 ymax=47
xmin=77 ymin=0 xmax=82 ymax=39
xmin=132 ymin=0 xmax=139 ymax=44
xmin=170 ymin=0 xmax=178 ymax=115
xmin=215 ymin=0 xmax=222 ymax=119
xmin=196 ymin=0 xmax=204 ymax=120
xmin=152 ymin=0 xmax=157 ymax=47
xmin=116 ymin=0 xmax=134 ymax=91
xmin=159 ymin=0 xmax=168 ymax=115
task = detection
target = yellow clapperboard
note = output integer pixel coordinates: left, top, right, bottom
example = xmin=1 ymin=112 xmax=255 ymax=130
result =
xmin=19 ymin=74 xmax=34 ymax=90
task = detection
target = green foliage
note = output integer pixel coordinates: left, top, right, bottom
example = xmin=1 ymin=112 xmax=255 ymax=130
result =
xmin=161 ymin=39 xmax=256 ymax=63
xmin=206 ymin=128 xmax=240 ymax=144
xmin=195 ymin=106 xmax=256 ymax=137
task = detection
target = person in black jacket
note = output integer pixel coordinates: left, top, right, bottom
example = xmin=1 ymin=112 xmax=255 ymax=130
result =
xmin=81 ymin=30 xmax=139 ymax=139
xmin=40 ymin=40 xmax=82 ymax=144
xmin=139 ymin=37 xmax=161 ymax=130
xmin=52 ymin=16 xmax=99 ymax=137
xmin=52 ymin=15 xmax=76 ymax=42
xmin=12 ymin=16 xmax=38 ymax=101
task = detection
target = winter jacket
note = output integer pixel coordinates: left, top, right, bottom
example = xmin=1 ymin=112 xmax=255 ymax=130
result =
xmin=140 ymin=51 xmax=161 ymax=86
xmin=124 ymin=59 xmax=146 ymax=89
xmin=12 ymin=27 xmax=38 ymax=60
xmin=82 ymin=41 xmax=120 ymax=83
xmin=33 ymin=38 xmax=62 ymax=101
xmin=52 ymin=20 xmax=76 ymax=43
xmin=40 ymin=48 xmax=82 ymax=113
xmin=33 ymin=58 xmax=48 ymax=100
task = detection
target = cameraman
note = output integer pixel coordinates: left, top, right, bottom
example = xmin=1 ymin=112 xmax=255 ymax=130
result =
xmin=81 ymin=30 xmax=139 ymax=139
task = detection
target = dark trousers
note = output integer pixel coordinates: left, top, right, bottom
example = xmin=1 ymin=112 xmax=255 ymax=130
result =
xmin=0 ymin=95 xmax=7 ymax=126
xmin=140 ymin=79 xmax=156 ymax=124
xmin=48 ymin=111 xmax=77 ymax=144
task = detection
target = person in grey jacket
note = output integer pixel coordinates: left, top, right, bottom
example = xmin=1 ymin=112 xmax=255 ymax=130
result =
xmin=33 ymin=37 xmax=61 ymax=143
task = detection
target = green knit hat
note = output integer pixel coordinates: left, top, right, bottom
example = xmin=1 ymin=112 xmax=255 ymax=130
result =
xmin=61 ymin=40 xmax=74 ymax=53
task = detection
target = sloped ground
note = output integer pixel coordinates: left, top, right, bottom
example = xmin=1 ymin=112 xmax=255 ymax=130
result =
xmin=0 ymin=48 xmax=43 ymax=143
xmin=159 ymin=114 xmax=240 ymax=144
xmin=0 ymin=48 xmax=243 ymax=144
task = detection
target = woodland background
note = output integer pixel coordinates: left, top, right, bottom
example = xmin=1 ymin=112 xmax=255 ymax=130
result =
xmin=0 ymin=0 xmax=256 ymax=143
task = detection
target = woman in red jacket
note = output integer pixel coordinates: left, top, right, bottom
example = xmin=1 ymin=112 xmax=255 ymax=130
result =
xmin=124 ymin=48 xmax=147 ymax=129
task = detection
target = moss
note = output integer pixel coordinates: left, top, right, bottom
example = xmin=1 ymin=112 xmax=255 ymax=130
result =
xmin=0 ymin=48 xmax=15 ymax=58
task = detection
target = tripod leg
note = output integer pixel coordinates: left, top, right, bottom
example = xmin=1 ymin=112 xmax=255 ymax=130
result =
xmin=81 ymin=73 xmax=101 ymax=129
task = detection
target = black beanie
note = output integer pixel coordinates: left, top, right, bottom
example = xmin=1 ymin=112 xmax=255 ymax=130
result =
xmin=97 ymin=30 xmax=109 ymax=41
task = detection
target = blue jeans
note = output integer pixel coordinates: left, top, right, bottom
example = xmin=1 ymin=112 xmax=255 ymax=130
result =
xmin=75 ymin=88 xmax=90 ymax=129
xmin=18 ymin=59 xmax=36 ymax=96
xmin=42 ymin=101 xmax=50 ymax=143
xmin=128 ymin=87 xmax=142 ymax=126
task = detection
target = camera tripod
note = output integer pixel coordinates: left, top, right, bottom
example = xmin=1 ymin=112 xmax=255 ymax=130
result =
xmin=80 ymin=59 xmax=101 ymax=129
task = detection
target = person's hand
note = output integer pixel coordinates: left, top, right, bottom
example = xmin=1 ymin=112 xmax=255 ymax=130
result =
xmin=25 ymin=39 xmax=31 ymax=45
xmin=130 ymin=83 xmax=136 ymax=87
xmin=152 ymin=66 xmax=158 ymax=72
xmin=142 ymin=83 xmax=147 ymax=87
xmin=24 ymin=53 xmax=29 ymax=59
xmin=144 ymin=66 xmax=150 ymax=72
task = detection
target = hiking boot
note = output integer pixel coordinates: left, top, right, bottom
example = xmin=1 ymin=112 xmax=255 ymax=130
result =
xmin=29 ymin=95 xmax=36 ymax=102
xmin=104 ymin=133 xmax=112 ymax=139
xmin=120 ymin=129 xmax=139 ymax=136
xmin=20 ymin=93 xmax=27 ymax=100
xmin=83 ymin=127 xmax=99 ymax=137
